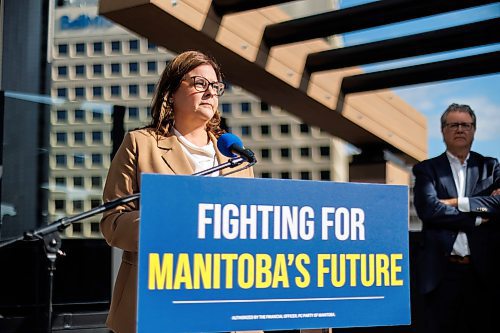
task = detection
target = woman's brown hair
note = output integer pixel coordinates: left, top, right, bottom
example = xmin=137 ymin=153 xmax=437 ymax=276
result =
xmin=149 ymin=50 xmax=225 ymax=137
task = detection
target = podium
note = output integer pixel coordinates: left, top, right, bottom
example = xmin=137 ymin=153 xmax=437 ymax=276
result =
xmin=137 ymin=175 xmax=411 ymax=333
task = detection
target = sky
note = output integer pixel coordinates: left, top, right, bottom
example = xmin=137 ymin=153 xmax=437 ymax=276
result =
xmin=339 ymin=0 xmax=500 ymax=159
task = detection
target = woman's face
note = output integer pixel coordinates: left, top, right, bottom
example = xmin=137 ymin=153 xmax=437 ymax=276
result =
xmin=171 ymin=64 xmax=220 ymax=128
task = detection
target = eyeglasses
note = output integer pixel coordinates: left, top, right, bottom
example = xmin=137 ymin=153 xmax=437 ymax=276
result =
xmin=445 ymin=122 xmax=474 ymax=131
xmin=189 ymin=76 xmax=225 ymax=96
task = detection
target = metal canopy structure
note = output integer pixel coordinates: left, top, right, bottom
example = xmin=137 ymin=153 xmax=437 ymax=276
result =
xmin=306 ymin=18 xmax=500 ymax=73
xmin=261 ymin=0 xmax=498 ymax=46
xmin=341 ymin=51 xmax=500 ymax=95
xmin=99 ymin=0 xmax=499 ymax=164
xmin=211 ymin=0 xmax=293 ymax=16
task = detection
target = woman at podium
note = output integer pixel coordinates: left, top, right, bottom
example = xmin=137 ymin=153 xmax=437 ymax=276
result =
xmin=100 ymin=50 xmax=254 ymax=333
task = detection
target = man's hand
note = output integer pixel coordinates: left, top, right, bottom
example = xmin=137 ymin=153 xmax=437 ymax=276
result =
xmin=491 ymin=188 xmax=500 ymax=196
xmin=440 ymin=198 xmax=458 ymax=207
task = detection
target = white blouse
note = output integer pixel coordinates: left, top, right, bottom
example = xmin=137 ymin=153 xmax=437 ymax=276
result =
xmin=174 ymin=128 xmax=219 ymax=176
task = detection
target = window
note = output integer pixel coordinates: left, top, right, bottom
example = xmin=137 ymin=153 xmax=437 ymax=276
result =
xmin=93 ymin=64 xmax=103 ymax=76
xmin=57 ymin=88 xmax=67 ymax=98
xmin=260 ymin=172 xmax=271 ymax=178
xmin=261 ymin=149 xmax=271 ymax=160
xmin=74 ymin=109 xmax=85 ymax=122
xmin=241 ymin=125 xmax=251 ymax=136
xmin=57 ymin=66 xmax=67 ymax=77
xmin=147 ymin=84 xmax=155 ymax=95
xmin=221 ymin=103 xmax=232 ymax=114
xmin=147 ymin=61 xmax=157 ymax=73
xmin=92 ymin=153 xmax=103 ymax=166
xmin=54 ymin=199 xmax=65 ymax=210
xmin=75 ymin=43 xmax=85 ymax=55
xmin=299 ymin=123 xmax=310 ymax=134
xmin=128 ymin=107 xmax=139 ymax=119
xmin=73 ymin=154 xmax=85 ymax=167
xmin=300 ymin=147 xmax=311 ymax=158
xmin=55 ymin=132 xmax=67 ymax=144
xmin=280 ymin=148 xmax=290 ymax=159
xmin=92 ymin=131 xmax=103 ymax=143
xmin=74 ymin=87 xmax=85 ymax=98
xmin=129 ymin=62 xmax=138 ymax=74
xmin=91 ymin=176 xmax=102 ymax=188
xmin=111 ymin=63 xmax=121 ymax=74
xmin=280 ymin=172 xmax=290 ymax=179
xmin=147 ymin=41 xmax=156 ymax=50
xmin=55 ymin=154 xmax=66 ymax=167
xmin=129 ymin=39 xmax=139 ymax=52
xmin=93 ymin=41 xmax=103 ymax=54
xmin=128 ymin=85 xmax=139 ymax=96
xmin=90 ymin=199 xmax=101 ymax=209
xmin=111 ymin=40 xmax=121 ymax=52
xmin=320 ymin=146 xmax=330 ymax=157
xmin=320 ymin=170 xmax=331 ymax=181
xmin=72 ymin=200 xmax=83 ymax=211
xmin=58 ymin=44 xmax=68 ymax=56
xmin=73 ymin=223 xmax=82 ymax=233
xmin=73 ymin=131 xmax=85 ymax=144
xmin=260 ymin=102 xmax=270 ymax=112
xmin=56 ymin=109 xmax=67 ymax=122
xmin=75 ymin=65 xmax=85 ymax=76
xmin=280 ymin=124 xmax=290 ymax=135
xmin=91 ymin=222 xmax=100 ymax=233
xmin=92 ymin=110 xmax=103 ymax=120
xmin=93 ymin=86 xmax=103 ymax=98
xmin=55 ymin=177 xmax=66 ymax=186
xmin=260 ymin=125 xmax=270 ymax=136
xmin=146 ymin=106 xmax=151 ymax=117
xmin=110 ymin=85 xmax=121 ymax=96
xmin=300 ymin=171 xmax=311 ymax=180
xmin=73 ymin=176 xmax=84 ymax=187
xmin=241 ymin=102 xmax=251 ymax=113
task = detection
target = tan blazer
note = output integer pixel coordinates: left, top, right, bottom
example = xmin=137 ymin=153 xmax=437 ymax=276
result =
xmin=100 ymin=128 xmax=253 ymax=333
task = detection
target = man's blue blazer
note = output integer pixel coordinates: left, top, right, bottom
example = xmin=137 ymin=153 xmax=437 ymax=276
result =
xmin=412 ymin=151 xmax=500 ymax=294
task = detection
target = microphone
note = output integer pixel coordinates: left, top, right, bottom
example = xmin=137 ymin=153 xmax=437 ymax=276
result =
xmin=217 ymin=133 xmax=256 ymax=163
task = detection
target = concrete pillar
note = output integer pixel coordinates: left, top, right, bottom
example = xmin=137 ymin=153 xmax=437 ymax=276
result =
xmin=349 ymin=145 xmax=411 ymax=185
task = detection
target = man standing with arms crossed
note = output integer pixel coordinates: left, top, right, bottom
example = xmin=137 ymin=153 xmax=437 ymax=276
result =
xmin=412 ymin=103 xmax=500 ymax=333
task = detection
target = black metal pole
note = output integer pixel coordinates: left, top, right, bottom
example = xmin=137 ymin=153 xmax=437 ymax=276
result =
xmin=0 ymin=90 xmax=4 ymax=240
xmin=44 ymin=233 xmax=61 ymax=333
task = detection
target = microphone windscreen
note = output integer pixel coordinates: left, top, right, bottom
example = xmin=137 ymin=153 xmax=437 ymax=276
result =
xmin=217 ymin=133 xmax=243 ymax=158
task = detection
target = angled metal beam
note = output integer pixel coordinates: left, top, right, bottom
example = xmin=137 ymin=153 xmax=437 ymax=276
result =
xmin=263 ymin=0 xmax=498 ymax=47
xmin=306 ymin=18 xmax=500 ymax=73
xmin=212 ymin=0 xmax=294 ymax=16
xmin=340 ymin=51 xmax=500 ymax=95
xmin=99 ymin=0 xmax=430 ymax=163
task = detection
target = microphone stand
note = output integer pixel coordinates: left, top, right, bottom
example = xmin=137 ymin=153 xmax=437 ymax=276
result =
xmin=0 ymin=193 xmax=140 ymax=333
xmin=192 ymin=156 xmax=247 ymax=176
xmin=0 ymin=155 xmax=251 ymax=332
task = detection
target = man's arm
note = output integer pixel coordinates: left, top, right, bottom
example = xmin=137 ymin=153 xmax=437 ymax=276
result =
xmin=441 ymin=191 xmax=500 ymax=217
xmin=413 ymin=162 xmax=476 ymax=231
xmin=440 ymin=159 xmax=500 ymax=216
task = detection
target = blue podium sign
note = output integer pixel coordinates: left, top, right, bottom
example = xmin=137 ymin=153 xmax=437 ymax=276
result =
xmin=138 ymin=174 xmax=410 ymax=332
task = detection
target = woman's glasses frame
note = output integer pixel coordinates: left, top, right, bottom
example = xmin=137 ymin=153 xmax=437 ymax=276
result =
xmin=189 ymin=76 xmax=225 ymax=97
